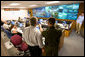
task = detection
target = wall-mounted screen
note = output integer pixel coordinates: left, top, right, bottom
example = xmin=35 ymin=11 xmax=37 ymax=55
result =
xmin=33 ymin=7 xmax=46 ymax=17
xmin=32 ymin=3 xmax=80 ymax=20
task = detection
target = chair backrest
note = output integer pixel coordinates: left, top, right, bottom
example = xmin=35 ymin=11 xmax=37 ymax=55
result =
xmin=10 ymin=35 xmax=28 ymax=51
xmin=20 ymin=42 xmax=28 ymax=51
xmin=10 ymin=35 xmax=22 ymax=46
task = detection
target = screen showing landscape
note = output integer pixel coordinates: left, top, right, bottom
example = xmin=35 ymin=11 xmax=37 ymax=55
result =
xmin=32 ymin=3 xmax=80 ymax=20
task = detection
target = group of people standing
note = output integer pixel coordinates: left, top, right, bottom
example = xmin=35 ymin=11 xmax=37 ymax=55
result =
xmin=1 ymin=12 xmax=84 ymax=56
xmin=22 ymin=17 xmax=62 ymax=56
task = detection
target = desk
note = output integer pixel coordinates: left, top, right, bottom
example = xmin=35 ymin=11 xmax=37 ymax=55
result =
xmin=11 ymin=27 xmax=23 ymax=36
xmin=56 ymin=22 xmax=73 ymax=37
xmin=58 ymin=30 xmax=65 ymax=51
xmin=17 ymin=27 xmax=23 ymax=34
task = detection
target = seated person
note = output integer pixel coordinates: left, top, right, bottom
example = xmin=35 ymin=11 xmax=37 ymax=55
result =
xmin=1 ymin=24 xmax=22 ymax=39
xmin=11 ymin=25 xmax=22 ymax=36
xmin=1 ymin=26 xmax=12 ymax=39
xmin=2 ymin=21 xmax=11 ymax=30
xmin=1 ymin=19 xmax=11 ymax=31
xmin=10 ymin=35 xmax=29 ymax=56
xmin=11 ymin=25 xmax=18 ymax=34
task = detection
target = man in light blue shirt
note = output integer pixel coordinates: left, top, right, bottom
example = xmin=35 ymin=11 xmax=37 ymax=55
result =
xmin=76 ymin=12 xmax=84 ymax=34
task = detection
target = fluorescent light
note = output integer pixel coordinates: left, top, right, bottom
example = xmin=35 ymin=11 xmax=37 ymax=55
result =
xmin=46 ymin=1 xmax=60 ymax=4
xmin=2 ymin=6 xmax=11 ymax=8
xmin=18 ymin=7 xmax=26 ymax=8
xmin=2 ymin=6 xmax=26 ymax=9
xmin=28 ymin=5 xmax=37 ymax=7
xmin=10 ymin=3 xmax=20 ymax=6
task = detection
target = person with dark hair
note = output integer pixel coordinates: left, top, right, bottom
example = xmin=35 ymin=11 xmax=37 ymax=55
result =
xmin=1 ymin=24 xmax=22 ymax=39
xmin=39 ymin=18 xmax=62 ymax=56
xmin=1 ymin=26 xmax=12 ymax=39
xmin=11 ymin=24 xmax=22 ymax=36
xmin=22 ymin=17 xmax=44 ymax=56
xmin=76 ymin=12 xmax=84 ymax=34
xmin=2 ymin=21 xmax=11 ymax=30
xmin=1 ymin=19 xmax=13 ymax=39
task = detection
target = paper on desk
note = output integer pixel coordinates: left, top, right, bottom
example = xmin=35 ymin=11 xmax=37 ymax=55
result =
xmin=57 ymin=23 xmax=65 ymax=28
xmin=17 ymin=28 xmax=23 ymax=34
xmin=4 ymin=41 xmax=13 ymax=49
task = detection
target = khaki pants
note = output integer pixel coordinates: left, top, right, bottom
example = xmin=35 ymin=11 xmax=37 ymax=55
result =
xmin=76 ymin=23 xmax=82 ymax=33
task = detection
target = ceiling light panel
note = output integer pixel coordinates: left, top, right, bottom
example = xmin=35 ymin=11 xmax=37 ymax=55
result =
xmin=46 ymin=1 xmax=60 ymax=4
xmin=10 ymin=3 xmax=20 ymax=6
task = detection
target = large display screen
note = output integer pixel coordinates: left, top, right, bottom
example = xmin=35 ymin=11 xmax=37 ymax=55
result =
xmin=33 ymin=7 xmax=46 ymax=17
xmin=33 ymin=3 xmax=80 ymax=20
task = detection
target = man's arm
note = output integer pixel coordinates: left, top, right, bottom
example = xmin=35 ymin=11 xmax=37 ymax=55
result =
xmin=37 ymin=32 xmax=44 ymax=48
xmin=37 ymin=32 xmax=45 ymax=53
xmin=39 ymin=24 xmax=44 ymax=32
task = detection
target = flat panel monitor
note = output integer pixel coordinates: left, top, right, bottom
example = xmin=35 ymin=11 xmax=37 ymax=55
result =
xmin=56 ymin=21 xmax=58 ymax=24
xmin=11 ymin=21 xmax=15 ymax=25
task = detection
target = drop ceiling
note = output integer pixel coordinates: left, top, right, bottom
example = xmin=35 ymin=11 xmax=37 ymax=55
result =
xmin=1 ymin=1 xmax=84 ymax=9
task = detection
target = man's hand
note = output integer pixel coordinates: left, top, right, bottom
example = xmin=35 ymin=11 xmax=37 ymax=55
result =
xmin=42 ymin=48 xmax=45 ymax=53
xmin=39 ymin=24 xmax=43 ymax=32
xmin=39 ymin=24 xmax=41 ymax=28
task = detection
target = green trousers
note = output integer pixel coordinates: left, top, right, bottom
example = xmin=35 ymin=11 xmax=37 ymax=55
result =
xmin=45 ymin=46 xmax=58 ymax=56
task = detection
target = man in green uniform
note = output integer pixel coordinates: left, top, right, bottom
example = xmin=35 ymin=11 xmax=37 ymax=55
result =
xmin=39 ymin=18 xmax=62 ymax=56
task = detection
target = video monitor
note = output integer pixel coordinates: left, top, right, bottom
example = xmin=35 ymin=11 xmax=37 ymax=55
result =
xmin=58 ymin=13 xmax=67 ymax=19
xmin=38 ymin=19 xmax=43 ymax=24
xmin=58 ymin=9 xmax=63 ymax=12
xmin=33 ymin=7 xmax=46 ymax=17
xmin=66 ymin=4 xmax=73 ymax=9
xmin=19 ymin=23 xmax=23 ymax=27
xmin=11 ymin=21 xmax=15 ymax=25
xmin=45 ymin=6 xmax=51 ymax=18
xmin=39 ymin=19 xmax=43 ymax=22
xmin=73 ymin=9 xmax=79 ymax=13
xmin=67 ymin=13 xmax=78 ymax=20
xmin=73 ymin=3 xmax=80 ymax=9
xmin=56 ymin=21 xmax=58 ymax=24
xmin=63 ymin=9 xmax=68 ymax=13
xmin=63 ymin=21 xmax=67 ymax=24
xmin=32 ymin=3 xmax=80 ymax=20
xmin=58 ymin=5 xmax=64 ymax=9
xmin=68 ymin=9 xmax=74 ymax=13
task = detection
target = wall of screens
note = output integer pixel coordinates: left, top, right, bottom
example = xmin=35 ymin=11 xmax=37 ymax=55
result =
xmin=32 ymin=3 xmax=80 ymax=20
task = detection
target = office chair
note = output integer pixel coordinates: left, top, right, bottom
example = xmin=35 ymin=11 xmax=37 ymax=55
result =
xmin=10 ymin=35 xmax=30 ymax=56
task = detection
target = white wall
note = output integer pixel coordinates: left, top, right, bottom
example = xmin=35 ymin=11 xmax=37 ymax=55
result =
xmin=1 ymin=9 xmax=29 ymax=21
